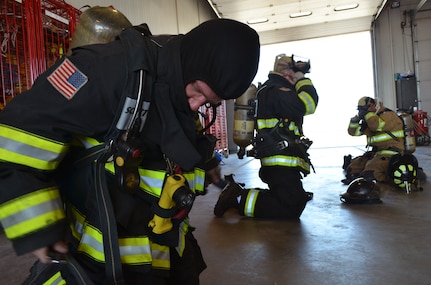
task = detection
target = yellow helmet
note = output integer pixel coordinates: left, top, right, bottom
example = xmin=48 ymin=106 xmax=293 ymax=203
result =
xmin=67 ymin=6 xmax=132 ymax=55
xmin=272 ymin=53 xmax=293 ymax=74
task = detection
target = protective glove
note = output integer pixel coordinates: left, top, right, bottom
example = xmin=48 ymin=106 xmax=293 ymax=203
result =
xmin=357 ymin=107 xmax=368 ymax=120
xmin=350 ymin=115 xmax=360 ymax=123
xmin=292 ymin=71 xmax=305 ymax=81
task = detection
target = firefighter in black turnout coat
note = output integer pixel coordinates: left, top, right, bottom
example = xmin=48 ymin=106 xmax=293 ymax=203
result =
xmin=214 ymin=54 xmax=318 ymax=219
xmin=0 ymin=8 xmax=260 ymax=285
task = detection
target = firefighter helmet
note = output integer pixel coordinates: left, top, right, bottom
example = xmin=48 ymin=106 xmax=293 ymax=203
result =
xmin=340 ymin=177 xmax=382 ymax=204
xmin=387 ymin=153 xmax=418 ymax=189
xmin=273 ymin=54 xmax=294 ymax=74
xmin=68 ymin=6 xmax=132 ymax=54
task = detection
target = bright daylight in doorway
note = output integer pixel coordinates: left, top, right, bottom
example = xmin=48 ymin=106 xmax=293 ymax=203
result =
xmin=253 ymin=31 xmax=375 ymax=149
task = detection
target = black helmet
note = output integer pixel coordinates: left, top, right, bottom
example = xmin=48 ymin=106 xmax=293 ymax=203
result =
xmin=387 ymin=154 xmax=418 ymax=191
xmin=340 ymin=177 xmax=382 ymax=204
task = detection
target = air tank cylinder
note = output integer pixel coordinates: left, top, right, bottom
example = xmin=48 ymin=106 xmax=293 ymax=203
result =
xmin=399 ymin=112 xmax=416 ymax=154
xmin=233 ymin=84 xmax=257 ymax=159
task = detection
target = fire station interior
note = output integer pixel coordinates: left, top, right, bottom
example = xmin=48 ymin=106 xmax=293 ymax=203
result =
xmin=2 ymin=0 xmax=431 ymax=284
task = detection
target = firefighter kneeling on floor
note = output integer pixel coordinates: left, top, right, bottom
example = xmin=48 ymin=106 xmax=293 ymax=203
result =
xmin=214 ymin=53 xmax=319 ymax=219
xmin=0 ymin=6 xmax=260 ymax=285
xmin=340 ymin=96 xmax=419 ymax=203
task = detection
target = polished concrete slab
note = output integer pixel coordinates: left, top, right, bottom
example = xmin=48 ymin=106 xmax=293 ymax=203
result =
xmin=192 ymin=144 xmax=431 ymax=285
xmin=1 ymin=144 xmax=430 ymax=284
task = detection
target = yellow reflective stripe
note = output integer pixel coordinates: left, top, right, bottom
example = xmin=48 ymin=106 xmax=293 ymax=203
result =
xmin=298 ymin=90 xmax=316 ymax=115
xmin=257 ymin=119 xmax=300 ymax=136
xmin=119 ymin=237 xmax=152 ymax=265
xmin=261 ymin=155 xmax=310 ymax=172
xmin=295 ymin=79 xmax=316 ymax=115
xmin=0 ymin=188 xmax=65 ymax=239
xmin=295 ymin=78 xmax=312 ymax=90
xmin=0 ymin=124 xmax=68 ymax=170
xmin=349 ymin=121 xmax=363 ymax=136
xmin=288 ymin=121 xmax=301 ymax=136
xmin=368 ymin=130 xmax=404 ymax=144
xmin=244 ymin=189 xmax=259 ymax=217
xmin=151 ymin=242 xmax=170 ymax=270
xmin=68 ymin=205 xmax=85 ymax=240
xmin=139 ymin=169 xmax=166 ymax=197
xmin=364 ymin=112 xmax=377 ymax=120
xmin=137 ymin=168 xmax=203 ymax=197
xmin=76 ymin=222 xmax=154 ymax=265
xmin=175 ymin=220 xmax=191 ymax=257
xmin=105 ymin=162 xmax=115 ymax=174
xmin=257 ymin=118 xmax=279 ymax=129
xmin=194 ymin=168 xmax=205 ymax=193
xmin=183 ymin=168 xmax=205 ymax=193
xmin=376 ymin=150 xmax=399 ymax=155
xmin=376 ymin=118 xmax=386 ymax=131
xmin=74 ymin=135 xmax=102 ymax=149
xmin=43 ymin=271 xmax=66 ymax=285
xmin=78 ymin=224 xmax=105 ymax=262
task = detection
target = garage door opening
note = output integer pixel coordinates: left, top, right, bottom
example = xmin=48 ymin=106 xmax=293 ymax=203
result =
xmin=253 ymin=31 xmax=374 ymax=149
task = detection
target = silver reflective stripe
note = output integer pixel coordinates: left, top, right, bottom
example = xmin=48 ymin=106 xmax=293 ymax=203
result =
xmin=120 ymin=244 xmax=151 ymax=257
xmin=0 ymin=198 xmax=63 ymax=229
xmin=257 ymin=118 xmax=279 ymax=129
xmin=261 ymin=155 xmax=310 ymax=171
xmin=298 ymin=90 xmax=316 ymax=115
xmin=244 ymin=189 xmax=259 ymax=217
xmin=0 ymin=136 xmax=62 ymax=163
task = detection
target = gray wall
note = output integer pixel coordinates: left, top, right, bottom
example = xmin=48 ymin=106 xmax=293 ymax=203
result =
xmin=66 ymin=0 xmax=431 ymax=125
xmin=66 ymin=0 xmax=215 ymax=34
xmin=373 ymin=2 xmax=431 ymax=113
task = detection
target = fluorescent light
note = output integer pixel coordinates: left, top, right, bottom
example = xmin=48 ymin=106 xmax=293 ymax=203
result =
xmin=247 ymin=18 xmax=269 ymax=24
xmin=334 ymin=4 xmax=359 ymax=11
xmin=289 ymin=11 xmax=312 ymax=18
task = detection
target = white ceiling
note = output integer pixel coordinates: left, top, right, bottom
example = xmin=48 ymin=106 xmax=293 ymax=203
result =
xmin=207 ymin=0 xmax=429 ymax=44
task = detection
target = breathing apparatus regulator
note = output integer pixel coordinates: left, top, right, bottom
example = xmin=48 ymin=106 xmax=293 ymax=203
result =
xmin=148 ymin=173 xmax=195 ymax=235
xmin=149 ymin=103 xmax=223 ymax=236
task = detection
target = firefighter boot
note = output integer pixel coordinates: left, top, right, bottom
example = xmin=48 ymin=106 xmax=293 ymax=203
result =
xmin=214 ymin=182 xmax=244 ymax=217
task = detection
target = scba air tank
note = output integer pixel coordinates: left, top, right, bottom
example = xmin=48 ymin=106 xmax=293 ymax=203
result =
xmin=233 ymin=84 xmax=257 ymax=159
xmin=399 ymin=112 xmax=416 ymax=154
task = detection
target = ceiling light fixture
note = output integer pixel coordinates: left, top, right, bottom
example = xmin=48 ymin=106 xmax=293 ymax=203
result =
xmin=289 ymin=11 xmax=312 ymax=18
xmin=247 ymin=18 xmax=269 ymax=24
xmin=334 ymin=3 xmax=359 ymax=11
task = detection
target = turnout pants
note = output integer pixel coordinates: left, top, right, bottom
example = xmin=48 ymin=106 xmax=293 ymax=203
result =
xmin=239 ymin=166 xmax=309 ymax=219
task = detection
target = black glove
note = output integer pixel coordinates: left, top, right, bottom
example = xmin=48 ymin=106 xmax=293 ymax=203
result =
xmin=293 ymin=61 xmax=311 ymax=74
xmin=357 ymin=107 xmax=368 ymax=120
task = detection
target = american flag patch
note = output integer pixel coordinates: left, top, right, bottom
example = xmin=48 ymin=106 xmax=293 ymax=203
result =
xmin=48 ymin=58 xmax=88 ymax=100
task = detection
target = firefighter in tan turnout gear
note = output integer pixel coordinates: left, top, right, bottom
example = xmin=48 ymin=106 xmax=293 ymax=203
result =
xmin=0 ymin=6 xmax=260 ymax=285
xmin=342 ymin=96 xmax=405 ymax=185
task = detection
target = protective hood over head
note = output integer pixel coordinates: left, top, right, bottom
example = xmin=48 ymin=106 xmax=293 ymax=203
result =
xmin=180 ymin=18 xmax=260 ymax=100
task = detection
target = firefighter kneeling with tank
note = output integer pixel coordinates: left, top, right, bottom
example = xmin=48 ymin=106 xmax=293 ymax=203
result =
xmin=340 ymin=96 xmax=426 ymax=204
xmin=214 ymin=54 xmax=318 ymax=219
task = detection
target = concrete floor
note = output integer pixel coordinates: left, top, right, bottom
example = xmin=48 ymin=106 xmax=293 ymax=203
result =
xmin=1 ymin=144 xmax=430 ymax=284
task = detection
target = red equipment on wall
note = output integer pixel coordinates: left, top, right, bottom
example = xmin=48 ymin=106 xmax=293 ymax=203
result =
xmin=0 ymin=0 xmax=80 ymax=110
xmin=413 ymin=109 xmax=430 ymax=146
xmin=199 ymin=102 xmax=229 ymax=156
